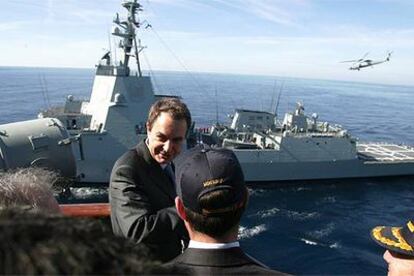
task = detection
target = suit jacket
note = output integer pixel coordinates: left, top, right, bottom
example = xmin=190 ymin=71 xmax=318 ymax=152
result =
xmin=164 ymin=247 xmax=287 ymax=275
xmin=109 ymin=141 xmax=188 ymax=262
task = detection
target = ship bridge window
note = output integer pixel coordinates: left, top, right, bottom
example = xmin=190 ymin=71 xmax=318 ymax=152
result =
xmin=249 ymin=116 xmax=254 ymax=121
xmin=257 ymin=116 xmax=263 ymax=120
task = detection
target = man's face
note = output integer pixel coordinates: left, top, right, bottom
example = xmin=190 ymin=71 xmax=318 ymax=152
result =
xmin=383 ymin=250 xmax=414 ymax=276
xmin=147 ymin=112 xmax=187 ymax=165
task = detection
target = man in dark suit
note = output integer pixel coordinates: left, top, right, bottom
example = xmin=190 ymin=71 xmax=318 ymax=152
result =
xmin=109 ymin=98 xmax=191 ymax=262
xmin=164 ymin=145 xmax=287 ymax=275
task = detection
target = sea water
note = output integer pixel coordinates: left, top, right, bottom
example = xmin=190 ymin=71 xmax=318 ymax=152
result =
xmin=0 ymin=66 xmax=413 ymax=274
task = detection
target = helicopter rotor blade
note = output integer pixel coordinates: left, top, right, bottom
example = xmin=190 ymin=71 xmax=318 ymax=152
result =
xmin=341 ymin=52 xmax=369 ymax=63
xmin=340 ymin=59 xmax=359 ymax=63
xmin=360 ymin=52 xmax=369 ymax=61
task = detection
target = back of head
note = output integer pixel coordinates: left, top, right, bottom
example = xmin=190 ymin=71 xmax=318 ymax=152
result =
xmin=191 ymin=188 xmax=247 ymax=237
xmin=147 ymin=98 xmax=191 ymax=131
xmin=176 ymin=145 xmax=248 ymax=238
xmin=0 ymin=167 xmax=60 ymax=213
xmin=0 ymin=209 xmax=169 ymax=274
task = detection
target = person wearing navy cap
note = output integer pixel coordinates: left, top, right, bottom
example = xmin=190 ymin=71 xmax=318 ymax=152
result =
xmin=371 ymin=219 xmax=414 ymax=275
xmin=164 ymin=145 xmax=287 ymax=275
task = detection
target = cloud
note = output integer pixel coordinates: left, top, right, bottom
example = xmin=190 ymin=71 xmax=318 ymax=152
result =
xmin=149 ymin=30 xmax=207 ymax=40
xmin=69 ymin=10 xmax=114 ymax=24
xmin=240 ymin=0 xmax=306 ymax=26
xmin=20 ymin=0 xmax=116 ymax=26
xmin=209 ymin=0 xmax=311 ymax=26
xmin=149 ymin=0 xmax=310 ymax=26
xmin=0 ymin=21 xmax=28 ymax=31
xmin=46 ymin=0 xmax=56 ymax=24
xmin=149 ymin=25 xmax=414 ymax=49
xmin=148 ymin=0 xmax=213 ymax=11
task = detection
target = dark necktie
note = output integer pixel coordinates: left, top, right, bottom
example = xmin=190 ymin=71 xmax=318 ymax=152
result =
xmin=164 ymin=163 xmax=176 ymax=187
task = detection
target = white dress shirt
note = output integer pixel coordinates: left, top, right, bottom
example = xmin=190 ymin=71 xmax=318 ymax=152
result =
xmin=188 ymin=240 xmax=240 ymax=249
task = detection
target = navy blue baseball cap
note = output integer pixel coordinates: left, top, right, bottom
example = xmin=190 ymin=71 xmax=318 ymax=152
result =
xmin=175 ymin=144 xmax=246 ymax=216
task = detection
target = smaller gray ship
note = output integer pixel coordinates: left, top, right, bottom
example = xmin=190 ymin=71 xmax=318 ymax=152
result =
xmin=200 ymin=102 xmax=414 ymax=182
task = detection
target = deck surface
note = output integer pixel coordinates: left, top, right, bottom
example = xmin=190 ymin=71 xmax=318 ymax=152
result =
xmin=357 ymin=143 xmax=414 ymax=162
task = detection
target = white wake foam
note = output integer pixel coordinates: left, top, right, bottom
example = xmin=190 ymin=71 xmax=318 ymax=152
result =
xmin=301 ymin=238 xmax=318 ymax=246
xmin=307 ymin=222 xmax=335 ymax=239
xmin=300 ymin=237 xmax=341 ymax=249
xmin=255 ymin=207 xmax=281 ymax=218
xmin=70 ymin=187 xmax=108 ymax=199
xmin=238 ymin=224 xmax=267 ymax=239
xmin=329 ymin=242 xmax=341 ymax=249
xmin=251 ymin=207 xmax=319 ymax=220
xmin=317 ymin=196 xmax=336 ymax=204
xmin=248 ymin=188 xmax=266 ymax=197
xmin=286 ymin=210 xmax=319 ymax=221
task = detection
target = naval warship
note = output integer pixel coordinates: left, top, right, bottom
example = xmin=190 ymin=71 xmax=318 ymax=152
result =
xmin=0 ymin=0 xmax=413 ymax=184
xmin=200 ymin=103 xmax=414 ymax=182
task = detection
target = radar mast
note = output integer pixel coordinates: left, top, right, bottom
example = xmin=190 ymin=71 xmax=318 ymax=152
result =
xmin=109 ymin=0 xmax=146 ymax=77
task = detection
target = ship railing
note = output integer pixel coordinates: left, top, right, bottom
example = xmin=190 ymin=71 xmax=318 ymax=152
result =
xmin=358 ymin=141 xmax=414 ymax=148
xmin=283 ymin=132 xmax=345 ymax=138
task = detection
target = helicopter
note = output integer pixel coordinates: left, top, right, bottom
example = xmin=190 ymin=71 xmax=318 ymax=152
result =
xmin=341 ymin=51 xmax=392 ymax=71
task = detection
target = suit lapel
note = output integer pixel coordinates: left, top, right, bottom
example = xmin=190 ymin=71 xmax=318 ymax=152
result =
xmin=136 ymin=141 xmax=176 ymax=201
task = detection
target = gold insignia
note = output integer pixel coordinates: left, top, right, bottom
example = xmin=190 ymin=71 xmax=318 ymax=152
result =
xmin=203 ymin=178 xmax=224 ymax=187
xmin=372 ymin=226 xmax=413 ymax=251
xmin=408 ymin=221 xmax=414 ymax=233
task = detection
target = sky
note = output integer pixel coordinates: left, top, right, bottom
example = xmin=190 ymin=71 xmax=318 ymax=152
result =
xmin=1 ymin=0 xmax=414 ymax=86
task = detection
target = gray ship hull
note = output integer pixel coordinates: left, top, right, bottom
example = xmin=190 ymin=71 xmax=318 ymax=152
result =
xmin=239 ymin=158 xmax=414 ymax=182
xmin=235 ymin=143 xmax=414 ymax=182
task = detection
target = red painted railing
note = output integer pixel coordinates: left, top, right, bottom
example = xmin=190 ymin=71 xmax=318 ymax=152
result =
xmin=60 ymin=203 xmax=110 ymax=218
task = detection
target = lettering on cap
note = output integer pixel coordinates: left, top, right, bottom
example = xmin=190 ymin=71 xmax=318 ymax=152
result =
xmin=203 ymin=178 xmax=224 ymax=187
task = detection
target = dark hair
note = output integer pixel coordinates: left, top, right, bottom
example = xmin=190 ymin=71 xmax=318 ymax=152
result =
xmin=147 ymin=98 xmax=191 ymax=131
xmin=0 ymin=209 xmax=170 ymax=275
xmin=184 ymin=188 xmax=248 ymax=237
